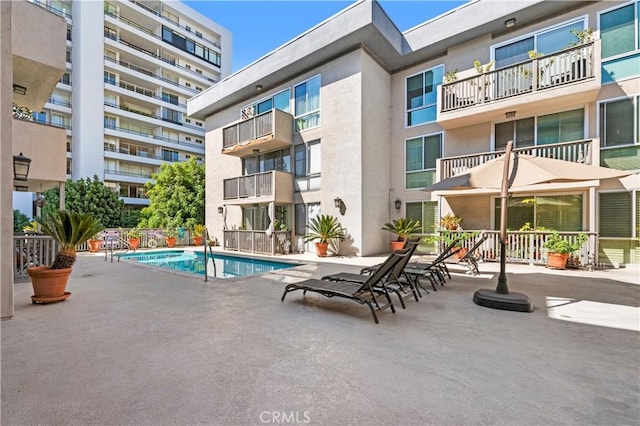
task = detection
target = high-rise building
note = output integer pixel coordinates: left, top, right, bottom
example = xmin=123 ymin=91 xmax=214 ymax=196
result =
xmin=31 ymin=0 xmax=231 ymax=208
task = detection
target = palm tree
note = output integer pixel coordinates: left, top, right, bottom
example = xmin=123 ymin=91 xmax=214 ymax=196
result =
xmin=37 ymin=210 xmax=104 ymax=269
xmin=303 ymin=215 xmax=346 ymax=244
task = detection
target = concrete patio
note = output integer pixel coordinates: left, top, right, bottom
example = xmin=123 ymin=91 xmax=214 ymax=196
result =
xmin=2 ymin=253 xmax=639 ymax=425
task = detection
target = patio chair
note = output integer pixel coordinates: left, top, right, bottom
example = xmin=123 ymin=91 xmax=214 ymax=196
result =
xmin=281 ymin=249 xmax=411 ymax=324
xmin=403 ymin=238 xmax=463 ymax=292
xmin=454 ymin=234 xmax=488 ymax=275
xmin=320 ymin=239 xmax=421 ymax=308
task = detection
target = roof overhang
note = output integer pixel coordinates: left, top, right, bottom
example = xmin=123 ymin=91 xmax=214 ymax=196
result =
xmin=187 ymin=0 xmax=590 ymax=119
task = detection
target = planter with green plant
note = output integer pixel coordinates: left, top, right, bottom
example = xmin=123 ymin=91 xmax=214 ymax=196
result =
xmin=28 ymin=210 xmax=104 ymax=303
xmin=543 ymin=232 xmax=588 ymax=270
xmin=164 ymin=228 xmax=178 ymax=248
xmin=87 ymin=233 xmax=103 ymax=253
xmin=303 ymin=214 xmax=346 ymax=257
xmin=192 ymin=224 xmax=206 ymax=245
xmin=440 ymin=213 xmax=463 ymax=231
xmin=382 ymin=217 xmax=422 ymax=251
xmin=127 ymin=228 xmax=142 ymax=249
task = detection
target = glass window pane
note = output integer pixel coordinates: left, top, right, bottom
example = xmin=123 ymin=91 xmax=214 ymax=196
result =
xmin=408 ymin=106 xmax=437 ymax=126
xmin=423 ymin=134 xmax=441 ymax=169
xmin=306 ymin=76 xmax=320 ymax=112
xmin=256 ymin=99 xmax=273 ymax=115
xmin=495 ymin=197 xmax=534 ymax=230
xmin=405 ymin=138 xmax=423 ymax=171
xmin=558 ymin=109 xmax=584 ymax=142
xmin=295 ymin=204 xmax=306 ymax=235
xmin=308 ymin=141 xmax=321 ymax=175
xmin=537 ymin=21 xmax=584 ymax=53
xmin=516 ymin=117 xmax=535 ymax=147
xmin=424 ymin=67 xmax=443 ymax=105
xmin=294 ymin=84 xmax=307 ymax=115
xmin=495 ymin=37 xmax=534 ymax=68
xmin=407 ymin=74 xmax=424 ymax=109
xmin=422 ymin=201 xmax=438 ymax=234
xmin=495 ymin=121 xmax=514 ymax=150
xmin=294 ymin=145 xmax=306 ymax=176
xmin=406 ymin=202 xmax=422 ymax=230
xmin=601 ymin=4 xmax=636 ymax=58
xmin=536 ymin=195 xmax=582 ymax=231
xmin=273 ymin=90 xmax=290 ymax=112
xmin=537 ymin=112 xmax=560 ymax=145
xmin=406 ymin=171 xmax=435 ymax=189
xmin=603 ymin=99 xmax=634 ymax=146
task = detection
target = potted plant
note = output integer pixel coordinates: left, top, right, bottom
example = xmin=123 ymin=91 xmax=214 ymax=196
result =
xmin=192 ymin=224 xmax=206 ymax=245
xmin=303 ymin=214 xmax=346 ymax=257
xmin=164 ymin=228 xmax=178 ymax=248
xmin=440 ymin=213 xmax=463 ymax=230
xmin=543 ymin=232 xmax=588 ymax=270
xmin=28 ymin=210 xmax=104 ymax=303
xmin=382 ymin=217 xmax=422 ymax=251
xmin=87 ymin=233 xmax=103 ymax=253
xmin=127 ymin=228 xmax=142 ymax=249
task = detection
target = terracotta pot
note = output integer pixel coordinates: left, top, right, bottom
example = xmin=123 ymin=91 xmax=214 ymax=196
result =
xmin=315 ymin=242 xmax=329 ymax=257
xmin=166 ymin=237 xmax=177 ymax=248
xmin=455 ymin=247 xmax=468 ymax=259
xmin=192 ymin=236 xmax=203 ymax=246
xmin=28 ymin=266 xmax=72 ymax=303
xmin=389 ymin=241 xmax=405 ymax=251
xmin=88 ymin=239 xmax=102 ymax=253
xmin=547 ymin=252 xmax=569 ymax=270
xmin=128 ymin=238 xmax=140 ymax=249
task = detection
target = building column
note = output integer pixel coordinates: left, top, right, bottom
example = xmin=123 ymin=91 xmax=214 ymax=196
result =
xmin=1 ymin=0 xmax=14 ymax=319
xmin=59 ymin=181 xmax=65 ymax=209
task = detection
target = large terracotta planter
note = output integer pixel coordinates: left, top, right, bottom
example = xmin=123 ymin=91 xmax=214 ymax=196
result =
xmin=127 ymin=238 xmax=140 ymax=249
xmin=28 ymin=266 xmax=72 ymax=304
xmin=389 ymin=241 xmax=404 ymax=251
xmin=166 ymin=237 xmax=177 ymax=248
xmin=315 ymin=242 xmax=329 ymax=257
xmin=547 ymin=252 xmax=569 ymax=270
xmin=455 ymin=247 xmax=468 ymax=259
xmin=192 ymin=236 xmax=203 ymax=246
xmin=87 ymin=239 xmax=102 ymax=253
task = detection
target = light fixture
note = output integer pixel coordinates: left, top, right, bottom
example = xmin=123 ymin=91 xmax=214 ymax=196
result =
xmin=217 ymin=206 xmax=224 ymax=214
xmin=394 ymin=199 xmax=402 ymax=210
xmin=13 ymin=84 xmax=27 ymax=95
xmin=13 ymin=152 xmax=31 ymax=181
xmin=505 ymin=111 xmax=516 ymax=119
xmin=252 ymin=149 xmax=260 ymax=154
xmin=14 ymin=185 xmax=29 ymax=192
xmin=505 ymin=18 xmax=516 ymax=29
xmin=334 ymin=197 xmax=342 ymax=209
xmin=35 ymin=196 xmax=46 ymax=208
xmin=255 ymin=84 xmax=263 ymax=91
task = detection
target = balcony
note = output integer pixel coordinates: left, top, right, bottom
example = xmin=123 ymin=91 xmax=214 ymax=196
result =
xmin=223 ymin=171 xmax=294 ymax=205
xmin=12 ymin=1 xmax=67 ymax=110
xmin=438 ymin=139 xmax=595 ymax=180
xmin=438 ymin=41 xmax=601 ymax=130
xmin=12 ymin=118 xmax=67 ymax=192
xmin=222 ymin=109 xmax=293 ymax=157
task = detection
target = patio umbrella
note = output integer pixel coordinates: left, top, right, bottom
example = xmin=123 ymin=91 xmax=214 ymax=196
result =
xmin=423 ymin=141 xmax=632 ymax=312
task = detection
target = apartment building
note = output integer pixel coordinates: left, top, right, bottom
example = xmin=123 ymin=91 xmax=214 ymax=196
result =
xmin=188 ymin=0 xmax=639 ymax=264
xmin=28 ymin=0 xmax=231 ymax=208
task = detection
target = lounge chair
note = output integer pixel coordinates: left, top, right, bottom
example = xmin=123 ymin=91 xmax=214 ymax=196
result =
xmin=320 ymin=239 xmax=421 ymax=308
xmin=403 ymin=238 xmax=463 ymax=291
xmin=454 ymin=235 xmax=488 ymax=275
xmin=281 ymin=249 xmax=411 ymax=323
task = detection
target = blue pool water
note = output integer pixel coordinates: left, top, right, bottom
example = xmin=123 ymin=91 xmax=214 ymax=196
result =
xmin=118 ymin=250 xmax=297 ymax=278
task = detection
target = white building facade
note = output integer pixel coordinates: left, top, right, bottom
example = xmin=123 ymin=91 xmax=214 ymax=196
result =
xmin=31 ymin=0 xmax=231 ymax=208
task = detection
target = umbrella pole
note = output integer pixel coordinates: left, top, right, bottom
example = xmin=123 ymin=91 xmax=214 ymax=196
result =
xmin=473 ymin=141 xmax=533 ymax=312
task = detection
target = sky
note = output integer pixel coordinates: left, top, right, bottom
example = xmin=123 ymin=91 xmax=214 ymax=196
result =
xmin=184 ymin=0 xmax=468 ymax=72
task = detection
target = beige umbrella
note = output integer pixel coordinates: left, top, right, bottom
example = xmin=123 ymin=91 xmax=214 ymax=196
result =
xmin=423 ymin=141 xmax=633 ymax=312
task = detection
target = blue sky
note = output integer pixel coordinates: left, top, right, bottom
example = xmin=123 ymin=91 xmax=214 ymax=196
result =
xmin=184 ymin=1 xmax=467 ymax=72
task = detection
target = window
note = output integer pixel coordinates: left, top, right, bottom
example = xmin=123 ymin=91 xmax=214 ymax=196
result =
xmin=599 ymin=3 xmax=638 ymax=59
xmin=406 ymin=66 xmax=443 ymax=127
xmin=241 ymin=89 xmax=290 ymax=119
xmin=195 ymin=69 xmax=202 ymax=75
xmin=242 ymin=149 xmax=291 ymax=175
xmin=66 ymin=50 xmax=72 ymax=63
xmin=405 ymin=133 xmax=442 ymax=189
xmin=104 ymin=116 xmax=116 ymax=129
xmin=495 ymin=195 xmax=583 ymax=231
xmin=294 ymin=76 xmax=320 ymax=131
xmin=295 ymin=203 xmax=321 ymax=239
xmin=599 ymin=97 xmax=639 ymax=147
xmin=162 ymin=108 xmax=182 ymax=124
xmin=196 ymin=139 xmax=203 ymax=144
xmin=406 ymin=201 xmax=438 ymax=234
xmin=493 ymin=20 xmax=585 ymax=68
xmin=104 ymin=71 xmax=116 ymax=85
xmin=162 ymin=92 xmax=179 ymax=105
xmin=294 ymin=141 xmax=321 ymax=191
xmin=104 ymin=26 xmax=117 ymax=41
xmin=599 ymin=192 xmax=634 ymax=237
xmin=162 ymin=149 xmax=179 ymax=162
xmin=60 ymin=73 xmax=70 ymax=85
xmin=196 ymin=122 xmax=202 ymax=127
xmin=161 ymin=26 xmax=221 ymax=67
xmin=196 ymin=87 xmax=202 ymax=92
xmin=185 ymin=136 xmax=191 ymax=141
xmin=494 ymin=108 xmax=584 ymax=150
xmin=195 ymin=31 xmax=202 ymax=38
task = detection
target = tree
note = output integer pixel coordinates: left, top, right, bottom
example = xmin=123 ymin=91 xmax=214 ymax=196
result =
xmin=139 ymin=157 xmax=205 ymax=229
xmin=13 ymin=209 xmax=30 ymax=233
xmin=42 ymin=176 xmax=124 ymax=227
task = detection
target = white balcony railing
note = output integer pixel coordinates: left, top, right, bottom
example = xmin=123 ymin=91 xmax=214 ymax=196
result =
xmin=223 ymin=171 xmax=275 ymax=200
xmin=223 ymin=230 xmax=292 ymax=255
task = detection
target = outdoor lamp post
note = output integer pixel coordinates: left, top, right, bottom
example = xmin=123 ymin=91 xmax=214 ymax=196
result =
xmin=13 ymin=152 xmax=31 ymax=181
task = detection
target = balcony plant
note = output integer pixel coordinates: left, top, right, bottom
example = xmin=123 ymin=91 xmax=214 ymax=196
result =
xmin=164 ymin=228 xmax=178 ymax=248
xmin=28 ymin=210 xmax=104 ymax=304
xmin=440 ymin=213 xmax=463 ymax=230
xmin=127 ymin=228 xmax=142 ymax=249
xmin=303 ymin=214 xmax=346 ymax=257
xmin=192 ymin=224 xmax=206 ymax=245
xmin=382 ymin=217 xmax=422 ymax=251
xmin=543 ymin=231 xmax=588 ymax=270
xmin=87 ymin=233 xmax=103 ymax=253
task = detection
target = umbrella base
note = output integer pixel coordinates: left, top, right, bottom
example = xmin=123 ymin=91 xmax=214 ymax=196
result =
xmin=473 ymin=289 xmax=534 ymax=313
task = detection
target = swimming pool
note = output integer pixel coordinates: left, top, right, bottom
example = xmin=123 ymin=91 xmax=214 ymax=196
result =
xmin=118 ymin=250 xmax=298 ymax=278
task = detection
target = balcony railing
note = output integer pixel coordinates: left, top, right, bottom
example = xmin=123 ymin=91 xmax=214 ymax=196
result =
xmin=104 ymin=56 xmax=198 ymax=94
xmin=222 ymin=109 xmax=293 ymax=157
xmin=439 ymin=139 xmax=594 ymax=180
xmin=223 ymin=110 xmax=273 ymax=149
xmin=224 ymin=171 xmax=279 ymax=200
xmin=441 ymin=42 xmax=595 ymax=113
xmin=104 ymin=124 xmax=204 ymax=149
xmin=223 ymin=230 xmax=292 ymax=255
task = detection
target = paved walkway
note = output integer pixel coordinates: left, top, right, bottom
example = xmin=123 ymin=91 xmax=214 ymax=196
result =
xmin=2 ymin=252 xmax=639 ymax=425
